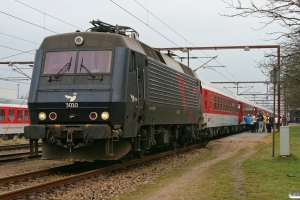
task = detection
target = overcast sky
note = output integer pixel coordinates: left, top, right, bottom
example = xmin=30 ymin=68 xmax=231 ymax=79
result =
xmin=0 ymin=0 xmax=283 ymax=107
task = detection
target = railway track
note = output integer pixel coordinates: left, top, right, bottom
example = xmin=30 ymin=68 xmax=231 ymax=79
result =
xmin=0 ymin=151 xmax=42 ymax=163
xmin=0 ymin=143 xmax=42 ymax=151
xmin=0 ymin=142 xmax=208 ymax=200
xmin=0 ymin=144 xmax=42 ymax=163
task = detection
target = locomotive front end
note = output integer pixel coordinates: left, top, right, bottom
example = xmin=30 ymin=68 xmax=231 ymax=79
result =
xmin=24 ymin=32 xmax=133 ymax=161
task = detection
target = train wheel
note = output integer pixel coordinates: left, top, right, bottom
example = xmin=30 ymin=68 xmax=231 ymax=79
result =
xmin=2 ymin=135 xmax=9 ymax=140
xmin=196 ymin=131 xmax=202 ymax=144
xmin=180 ymin=139 xmax=187 ymax=148
xmin=136 ymin=140 xmax=148 ymax=159
xmin=170 ymin=140 xmax=177 ymax=150
xmin=137 ymin=149 xmax=145 ymax=159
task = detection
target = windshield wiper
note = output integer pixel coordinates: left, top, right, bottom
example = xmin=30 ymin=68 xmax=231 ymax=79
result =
xmin=54 ymin=57 xmax=72 ymax=79
xmin=80 ymin=58 xmax=95 ymax=78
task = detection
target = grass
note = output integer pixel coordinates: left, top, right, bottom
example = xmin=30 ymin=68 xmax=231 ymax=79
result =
xmin=114 ymin=125 xmax=300 ymax=200
xmin=242 ymin=126 xmax=300 ymax=200
xmin=0 ymin=136 xmax=30 ymax=145
xmin=176 ymin=126 xmax=300 ymax=200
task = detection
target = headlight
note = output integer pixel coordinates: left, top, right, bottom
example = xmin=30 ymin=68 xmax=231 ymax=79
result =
xmin=38 ymin=112 xmax=46 ymax=120
xmin=75 ymin=36 xmax=84 ymax=45
xmin=101 ymin=112 xmax=109 ymax=120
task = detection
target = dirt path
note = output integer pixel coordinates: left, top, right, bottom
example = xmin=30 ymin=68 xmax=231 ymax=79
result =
xmin=144 ymin=141 xmax=257 ymax=200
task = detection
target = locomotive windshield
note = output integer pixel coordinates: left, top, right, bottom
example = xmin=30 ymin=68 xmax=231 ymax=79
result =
xmin=43 ymin=51 xmax=112 ymax=75
xmin=77 ymin=51 xmax=112 ymax=73
xmin=43 ymin=51 xmax=76 ymax=74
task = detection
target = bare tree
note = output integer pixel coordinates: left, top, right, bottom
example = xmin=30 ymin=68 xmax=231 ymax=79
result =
xmin=221 ymin=0 xmax=300 ymax=110
xmin=221 ymin=0 xmax=300 ymax=41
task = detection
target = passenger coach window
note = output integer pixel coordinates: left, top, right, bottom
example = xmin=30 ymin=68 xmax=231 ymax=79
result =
xmin=214 ymin=95 xmax=216 ymax=110
xmin=17 ymin=110 xmax=23 ymax=121
xmin=8 ymin=109 xmax=14 ymax=121
xmin=210 ymin=93 xmax=212 ymax=110
xmin=77 ymin=51 xmax=112 ymax=74
xmin=43 ymin=51 xmax=76 ymax=74
xmin=204 ymin=92 xmax=207 ymax=110
xmin=220 ymin=97 xmax=222 ymax=111
xmin=0 ymin=109 xmax=4 ymax=121
xmin=25 ymin=110 xmax=29 ymax=121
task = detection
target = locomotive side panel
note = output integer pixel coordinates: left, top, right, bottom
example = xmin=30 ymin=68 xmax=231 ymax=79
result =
xmin=142 ymin=59 xmax=200 ymax=125
xmin=111 ymin=48 xmax=147 ymax=138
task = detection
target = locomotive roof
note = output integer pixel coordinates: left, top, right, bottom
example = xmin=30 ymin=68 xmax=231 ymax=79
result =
xmin=40 ymin=32 xmax=197 ymax=78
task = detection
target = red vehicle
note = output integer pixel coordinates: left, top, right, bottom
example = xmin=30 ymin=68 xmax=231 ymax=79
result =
xmin=0 ymin=98 xmax=29 ymax=140
xmin=201 ymin=80 xmax=272 ymax=137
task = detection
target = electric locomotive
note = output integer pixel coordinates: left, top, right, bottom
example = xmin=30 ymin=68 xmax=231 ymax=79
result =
xmin=24 ymin=20 xmax=202 ymax=161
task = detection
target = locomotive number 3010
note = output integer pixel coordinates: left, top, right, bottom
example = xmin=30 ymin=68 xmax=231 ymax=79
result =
xmin=66 ymin=103 xmax=78 ymax=108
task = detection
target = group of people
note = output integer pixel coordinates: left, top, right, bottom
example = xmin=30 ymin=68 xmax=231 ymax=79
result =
xmin=244 ymin=113 xmax=274 ymax=133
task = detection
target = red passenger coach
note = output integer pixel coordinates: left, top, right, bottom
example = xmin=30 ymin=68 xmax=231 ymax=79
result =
xmin=0 ymin=98 xmax=29 ymax=140
xmin=200 ymin=80 xmax=272 ymax=137
xmin=201 ymin=80 xmax=241 ymax=137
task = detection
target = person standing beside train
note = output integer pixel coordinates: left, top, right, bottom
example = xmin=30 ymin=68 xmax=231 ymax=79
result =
xmin=263 ymin=113 xmax=268 ymax=132
xmin=267 ymin=114 xmax=273 ymax=133
xmin=282 ymin=115 xmax=287 ymax=126
xmin=250 ymin=114 xmax=254 ymax=132
xmin=258 ymin=113 xmax=264 ymax=133
xmin=252 ymin=113 xmax=258 ymax=133
xmin=244 ymin=114 xmax=251 ymax=132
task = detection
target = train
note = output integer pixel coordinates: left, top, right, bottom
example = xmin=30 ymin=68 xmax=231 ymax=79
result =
xmin=0 ymin=97 xmax=29 ymax=140
xmin=24 ymin=20 xmax=272 ymax=161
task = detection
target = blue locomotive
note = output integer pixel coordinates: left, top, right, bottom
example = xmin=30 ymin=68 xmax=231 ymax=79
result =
xmin=24 ymin=20 xmax=202 ymax=161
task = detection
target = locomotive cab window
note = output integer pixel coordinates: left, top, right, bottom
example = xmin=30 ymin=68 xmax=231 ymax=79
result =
xmin=0 ymin=109 xmax=4 ymax=121
xmin=77 ymin=51 xmax=112 ymax=74
xmin=43 ymin=51 xmax=76 ymax=74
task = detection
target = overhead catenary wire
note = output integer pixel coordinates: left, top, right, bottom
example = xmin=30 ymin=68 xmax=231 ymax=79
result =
xmin=0 ymin=49 xmax=36 ymax=60
xmin=0 ymin=32 xmax=39 ymax=45
xmin=110 ymin=0 xmax=179 ymax=47
xmin=12 ymin=64 xmax=31 ymax=80
xmin=133 ymin=0 xmax=260 ymax=94
xmin=0 ymin=1 xmax=261 ymax=96
xmin=0 ymin=45 xmax=35 ymax=56
xmin=0 ymin=10 xmax=58 ymax=34
xmin=110 ymin=0 xmax=242 ymax=83
xmin=14 ymin=0 xmax=85 ymax=31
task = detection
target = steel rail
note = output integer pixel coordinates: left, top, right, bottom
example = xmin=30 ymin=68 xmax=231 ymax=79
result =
xmin=0 ymin=142 xmax=207 ymax=200
xmin=0 ymin=164 xmax=75 ymax=184
xmin=0 ymin=152 xmax=42 ymax=163
xmin=0 ymin=144 xmax=42 ymax=151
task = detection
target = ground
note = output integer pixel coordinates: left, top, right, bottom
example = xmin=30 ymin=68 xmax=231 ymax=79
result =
xmin=143 ymin=140 xmax=258 ymax=200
